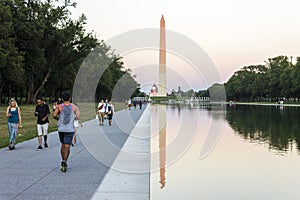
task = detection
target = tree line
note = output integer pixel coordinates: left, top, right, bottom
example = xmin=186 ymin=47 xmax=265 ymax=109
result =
xmin=224 ymin=55 xmax=300 ymax=102
xmin=158 ymin=55 xmax=300 ymax=102
xmin=0 ymin=0 xmax=140 ymax=104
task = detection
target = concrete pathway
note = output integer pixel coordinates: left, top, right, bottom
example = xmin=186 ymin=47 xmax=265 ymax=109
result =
xmin=92 ymin=105 xmax=150 ymax=200
xmin=0 ymin=105 xmax=150 ymax=200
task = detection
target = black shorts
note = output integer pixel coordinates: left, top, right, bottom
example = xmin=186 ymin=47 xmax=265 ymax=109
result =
xmin=59 ymin=132 xmax=74 ymax=144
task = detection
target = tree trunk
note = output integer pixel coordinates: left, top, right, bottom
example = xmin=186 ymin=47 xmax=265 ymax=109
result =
xmin=26 ymin=76 xmax=34 ymax=104
xmin=0 ymin=87 xmax=3 ymax=104
xmin=20 ymin=87 xmax=23 ymax=104
xmin=8 ymin=83 xmax=12 ymax=100
xmin=14 ymin=87 xmax=18 ymax=103
xmin=33 ymin=71 xmax=50 ymax=100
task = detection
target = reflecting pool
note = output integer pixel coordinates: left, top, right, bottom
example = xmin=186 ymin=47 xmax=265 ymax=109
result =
xmin=150 ymin=104 xmax=300 ymax=200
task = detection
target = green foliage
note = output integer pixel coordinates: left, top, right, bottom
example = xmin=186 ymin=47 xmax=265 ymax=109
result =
xmin=225 ymin=55 xmax=300 ymax=102
xmin=0 ymin=2 xmax=24 ymax=98
xmin=0 ymin=0 xmax=137 ymax=103
xmin=131 ymin=87 xmax=146 ymax=98
xmin=73 ymin=41 xmax=139 ymax=102
xmin=208 ymin=83 xmax=226 ymax=101
xmin=196 ymin=90 xmax=209 ymax=97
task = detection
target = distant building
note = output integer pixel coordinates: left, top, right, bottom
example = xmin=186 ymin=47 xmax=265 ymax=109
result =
xmin=171 ymin=86 xmax=182 ymax=97
xmin=150 ymin=83 xmax=158 ymax=97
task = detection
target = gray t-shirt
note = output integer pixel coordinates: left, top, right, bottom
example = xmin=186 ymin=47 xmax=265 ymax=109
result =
xmin=57 ymin=103 xmax=75 ymax=132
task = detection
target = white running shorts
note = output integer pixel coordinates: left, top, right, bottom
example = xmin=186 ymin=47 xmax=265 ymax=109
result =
xmin=37 ymin=123 xmax=49 ymax=136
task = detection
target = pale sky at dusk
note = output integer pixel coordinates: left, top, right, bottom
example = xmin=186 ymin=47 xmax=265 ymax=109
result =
xmin=70 ymin=0 xmax=300 ymax=92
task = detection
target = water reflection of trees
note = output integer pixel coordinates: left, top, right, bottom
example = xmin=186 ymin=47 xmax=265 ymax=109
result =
xmin=225 ymin=105 xmax=300 ymax=152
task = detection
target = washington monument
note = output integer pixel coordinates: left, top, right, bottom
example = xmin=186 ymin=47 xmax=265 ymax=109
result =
xmin=158 ymin=15 xmax=167 ymax=97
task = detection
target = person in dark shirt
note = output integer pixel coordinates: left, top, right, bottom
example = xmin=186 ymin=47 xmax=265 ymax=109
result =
xmin=34 ymin=97 xmax=50 ymax=150
xmin=107 ymin=101 xmax=114 ymax=126
xmin=139 ymin=100 xmax=143 ymax=109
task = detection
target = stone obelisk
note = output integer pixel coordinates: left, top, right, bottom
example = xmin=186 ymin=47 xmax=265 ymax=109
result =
xmin=158 ymin=15 xmax=167 ymax=97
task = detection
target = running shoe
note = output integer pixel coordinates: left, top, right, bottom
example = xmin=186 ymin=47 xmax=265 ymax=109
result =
xmin=61 ymin=161 xmax=68 ymax=172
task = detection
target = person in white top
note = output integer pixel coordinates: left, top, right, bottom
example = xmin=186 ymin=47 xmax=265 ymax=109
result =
xmin=128 ymin=98 xmax=132 ymax=110
xmin=97 ymin=99 xmax=106 ymax=126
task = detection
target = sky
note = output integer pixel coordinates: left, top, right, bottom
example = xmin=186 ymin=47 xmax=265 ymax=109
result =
xmin=69 ymin=0 xmax=300 ymax=92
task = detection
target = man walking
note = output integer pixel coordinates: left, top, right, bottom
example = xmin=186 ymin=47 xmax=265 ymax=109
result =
xmin=53 ymin=93 xmax=80 ymax=172
xmin=35 ymin=97 xmax=50 ymax=150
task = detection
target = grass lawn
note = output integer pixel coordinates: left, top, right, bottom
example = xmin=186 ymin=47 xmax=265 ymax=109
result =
xmin=0 ymin=102 xmax=125 ymax=149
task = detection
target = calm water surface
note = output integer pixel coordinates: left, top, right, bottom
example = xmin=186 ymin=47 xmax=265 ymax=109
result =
xmin=150 ymin=104 xmax=300 ymax=200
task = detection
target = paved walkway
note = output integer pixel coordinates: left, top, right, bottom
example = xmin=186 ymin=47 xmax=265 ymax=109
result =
xmin=92 ymin=105 xmax=150 ymax=200
xmin=0 ymin=105 xmax=150 ymax=200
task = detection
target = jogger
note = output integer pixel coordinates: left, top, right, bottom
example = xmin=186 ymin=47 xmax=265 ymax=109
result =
xmin=53 ymin=93 xmax=80 ymax=172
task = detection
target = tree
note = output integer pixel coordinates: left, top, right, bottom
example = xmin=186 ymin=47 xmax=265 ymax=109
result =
xmin=8 ymin=0 xmax=97 ymax=103
xmin=291 ymin=57 xmax=300 ymax=101
xmin=225 ymin=56 xmax=296 ymax=102
xmin=265 ymin=56 xmax=290 ymax=100
xmin=196 ymin=90 xmax=209 ymax=97
xmin=208 ymin=83 xmax=226 ymax=101
xmin=131 ymin=87 xmax=146 ymax=98
xmin=1 ymin=0 xmax=138 ymax=103
xmin=251 ymin=65 xmax=268 ymax=101
xmin=0 ymin=1 xmax=24 ymax=102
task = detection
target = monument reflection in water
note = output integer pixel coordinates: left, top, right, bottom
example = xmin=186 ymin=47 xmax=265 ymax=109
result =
xmin=151 ymin=104 xmax=300 ymax=200
xmin=151 ymin=105 xmax=167 ymax=189
xmin=158 ymin=105 xmax=166 ymax=189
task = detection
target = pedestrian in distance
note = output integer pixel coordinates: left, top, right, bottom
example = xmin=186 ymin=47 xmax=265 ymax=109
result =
xmin=133 ymin=99 xmax=137 ymax=109
xmin=6 ymin=98 xmax=22 ymax=150
xmin=72 ymin=114 xmax=82 ymax=146
xmin=72 ymin=100 xmax=82 ymax=146
xmin=125 ymin=100 xmax=128 ymax=110
xmin=107 ymin=101 xmax=114 ymax=126
xmin=34 ymin=97 xmax=50 ymax=150
xmin=104 ymin=98 xmax=109 ymax=120
xmin=128 ymin=98 xmax=131 ymax=110
xmin=97 ymin=99 xmax=105 ymax=126
xmin=139 ymin=99 xmax=143 ymax=109
xmin=53 ymin=93 xmax=80 ymax=172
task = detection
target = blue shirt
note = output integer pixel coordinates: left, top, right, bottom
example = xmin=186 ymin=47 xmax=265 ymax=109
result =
xmin=8 ymin=107 xmax=19 ymax=123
